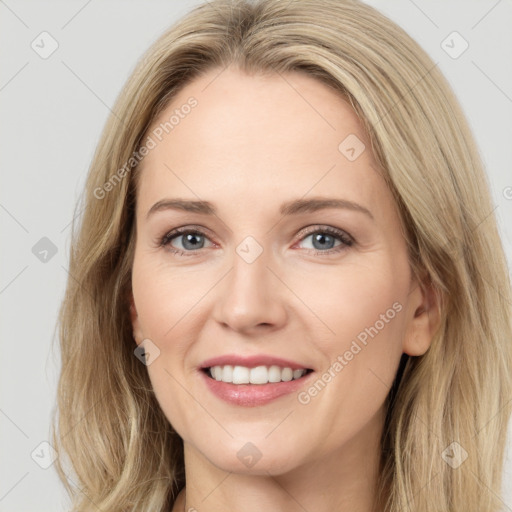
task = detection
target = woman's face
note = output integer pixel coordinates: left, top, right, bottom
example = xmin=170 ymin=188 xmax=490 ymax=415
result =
xmin=130 ymin=66 xmax=436 ymax=475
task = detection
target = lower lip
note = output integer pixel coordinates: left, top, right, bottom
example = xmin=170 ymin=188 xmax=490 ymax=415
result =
xmin=200 ymin=369 xmax=314 ymax=407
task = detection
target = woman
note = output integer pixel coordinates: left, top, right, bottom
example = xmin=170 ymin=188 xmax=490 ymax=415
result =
xmin=52 ymin=0 xmax=512 ymax=511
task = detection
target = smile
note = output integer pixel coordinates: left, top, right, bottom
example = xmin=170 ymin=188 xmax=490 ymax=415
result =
xmin=199 ymin=365 xmax=315 ymax=407
xmin=205 ymin=365 xmax=312 ymax=384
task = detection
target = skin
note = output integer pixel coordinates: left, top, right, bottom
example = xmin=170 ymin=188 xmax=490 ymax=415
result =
xmin=129 ymin=65 xmax=440 ymax=512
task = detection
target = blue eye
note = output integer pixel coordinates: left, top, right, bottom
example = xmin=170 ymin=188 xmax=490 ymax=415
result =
xmin=297 ymin=228 xmax=353 ymax=253
xmin=159 ymin=225 xmax=353 ymax=257
xmin=159 ymin=229 xmax=212 ymax=254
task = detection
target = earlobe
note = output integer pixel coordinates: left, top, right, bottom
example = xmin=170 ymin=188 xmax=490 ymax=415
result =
xmin=403 ymin=278 xmax=442 ymax=356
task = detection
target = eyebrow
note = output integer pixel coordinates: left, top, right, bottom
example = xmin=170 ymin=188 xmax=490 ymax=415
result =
xmin=146 ymin=197 xmax=374 ymax=220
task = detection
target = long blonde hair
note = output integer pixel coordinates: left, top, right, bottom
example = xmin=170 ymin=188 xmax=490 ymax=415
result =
xmin=51 ymin=0 xmax=512 ymax=510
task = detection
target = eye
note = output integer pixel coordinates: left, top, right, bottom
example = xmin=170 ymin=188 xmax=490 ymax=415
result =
xmin=294 ymin=226 xmax=353 ymax=256
xmin=159 ymin=227 xmax=214 ymax=256
xmin=158 ymin=225 xmax=354 ymax=257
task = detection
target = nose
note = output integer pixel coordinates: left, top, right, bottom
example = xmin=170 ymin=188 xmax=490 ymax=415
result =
xmin=211 ymin=245 xmax=288 ymax=334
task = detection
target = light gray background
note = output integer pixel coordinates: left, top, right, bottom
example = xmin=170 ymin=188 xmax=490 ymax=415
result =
xmin=1 ymin=1 xmax=511 ymax=510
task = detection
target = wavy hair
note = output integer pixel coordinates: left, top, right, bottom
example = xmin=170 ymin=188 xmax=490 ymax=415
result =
xmin=51 ymin=0 xmax=512 ymax=510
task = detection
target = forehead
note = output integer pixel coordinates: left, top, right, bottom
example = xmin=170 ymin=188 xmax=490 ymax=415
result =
xmin=136 ymin=66 xmax=388 ymax=218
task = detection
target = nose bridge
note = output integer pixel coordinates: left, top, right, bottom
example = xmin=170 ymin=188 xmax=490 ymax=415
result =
xmin=212 ymin=234 xmax=287 ymax=331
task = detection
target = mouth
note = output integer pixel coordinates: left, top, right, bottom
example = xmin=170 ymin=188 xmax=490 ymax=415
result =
xmin=202 ymin=365 xmax=314 ymax=385
xmin=198 ymin=354 xmax=316 ymax=406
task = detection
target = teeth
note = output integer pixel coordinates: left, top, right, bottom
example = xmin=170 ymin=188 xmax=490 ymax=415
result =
xmin=292 ymin=369 xmax=304 ymax=380
xmin=249 ymin=366 xmax=267 ymax=384
xmin=233 ymin=365 xmax=250 ymax=384
xmin=208 ymin=365 xmax=308 ymax=384
xmin=221 ymin=365 xmax=233 ymax=383
xmin=268 ymin=365 xmax=282 ymax=382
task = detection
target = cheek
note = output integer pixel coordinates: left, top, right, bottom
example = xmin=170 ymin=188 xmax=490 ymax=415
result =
xmin=131 ymin=254 xmax=209 ymax=343
xmin=131 ymin=256 xmax=206 ymax=436
xmin=294 ymin=256 xmax=407 ymax=403
xmin=291 ymin=254 xmax=407 ymax=350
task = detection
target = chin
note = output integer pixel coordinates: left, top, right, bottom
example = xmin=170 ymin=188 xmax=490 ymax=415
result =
xmin=196 ymin=439 xmax=305 ymax=476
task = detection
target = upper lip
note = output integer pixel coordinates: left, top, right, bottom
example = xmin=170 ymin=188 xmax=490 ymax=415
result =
xmin=200 ymin=354 xmax=314 ymax=371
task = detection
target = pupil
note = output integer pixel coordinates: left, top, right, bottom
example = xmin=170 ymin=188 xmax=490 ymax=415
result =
xmin=184 ymin=233 xmax=203 ymax=249
xmin=314 ymin=233 xmax=334 ymax=250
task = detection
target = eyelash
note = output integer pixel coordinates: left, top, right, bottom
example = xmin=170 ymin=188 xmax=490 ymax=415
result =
xmin=158 ymin=225 xmax=354 ymax=257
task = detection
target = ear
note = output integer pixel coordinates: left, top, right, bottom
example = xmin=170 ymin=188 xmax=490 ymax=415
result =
xmin=402 ymin=276 xmax=441 ymax=356
xmin=129 ymin=291 xmax=144 ymax=345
